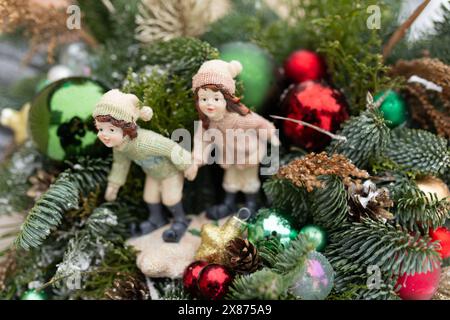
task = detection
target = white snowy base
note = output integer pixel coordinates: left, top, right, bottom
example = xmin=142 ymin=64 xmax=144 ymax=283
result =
xmin=126 ymin=213 xmax=217 ymax=279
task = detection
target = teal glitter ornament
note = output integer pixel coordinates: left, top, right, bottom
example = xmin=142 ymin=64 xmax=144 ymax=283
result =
xmin=219 ymin=42 xmax=275 ymax=112
xmin=374 ymin=90 xmax=407 ymax=128
xmin=300 ymin=225 xmax=327 ymax=251
xmin=29 ymin=77 xmax=109 ymax=160
xmin=20 ymin=289 xmax=47 ymax=300
xmin=247 ymin=209 xmax=298 ymax=246
xmin=290 ymin=251 xmax=334 ymax=300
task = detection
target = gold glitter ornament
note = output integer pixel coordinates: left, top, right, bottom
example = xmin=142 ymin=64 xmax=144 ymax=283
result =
xmin=416 ymin=176 xmax=450 ymax=201
xmin=195 ymin=209 xmax=251 ymax=265
xmin=0 ymin=104 xmax=30 ymax=145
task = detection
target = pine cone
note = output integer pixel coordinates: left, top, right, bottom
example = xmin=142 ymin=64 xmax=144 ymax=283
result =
xmin=348 ymin=180 xmax=394 ymax=223
xmin=225 ymin=238 xmax=260 ymax=274
xmin=105 ymin=272 xmax=150 ymax=300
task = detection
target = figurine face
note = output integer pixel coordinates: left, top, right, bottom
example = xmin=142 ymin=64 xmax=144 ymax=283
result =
xmin=197 ymin=88 xmax=227 ymax=121
xmin=95 ymin=120 xmax=124 ymax=148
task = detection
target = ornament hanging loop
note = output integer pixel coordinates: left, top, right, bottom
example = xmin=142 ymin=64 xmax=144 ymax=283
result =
xmin=236 ymin=207 xmax=252 ymax=222
xmin=270 ymin=115 xmax=347 ymax=142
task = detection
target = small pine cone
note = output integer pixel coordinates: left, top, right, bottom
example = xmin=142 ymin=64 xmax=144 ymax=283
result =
xmin=348 ymin=180 xmax=394 ymax=223
xmin=225 ymin=238 xmax=260 ymax=275
xmin=105 ymin=272 xmax=150 ymax=300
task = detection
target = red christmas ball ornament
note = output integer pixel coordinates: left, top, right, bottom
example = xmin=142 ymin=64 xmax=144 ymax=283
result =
xmin=183 ymin=261 xmax=208 ymax=296
xmin=396 ymin=265 xmax=442 ymax=300
xmin=281 ymin=81 xmax=349 ymax=150
xmin=284 ymin=50 xmax=326 ymax=83
xmin=430 ymin=227 xmax=450 ymax=259
xmin=197 ymin=264 xmax=234 ymax=300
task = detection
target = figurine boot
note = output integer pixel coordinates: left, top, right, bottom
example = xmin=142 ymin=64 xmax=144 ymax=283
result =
xmin=206 ymin=192 xmax=237 ymax=220
xmin=163 ymin=202 xmax=191 ymax=243
xmin=140 ymin=203 xmax=169 ymax=235
xmin=244 ymin=192 xmax=259 ymax=219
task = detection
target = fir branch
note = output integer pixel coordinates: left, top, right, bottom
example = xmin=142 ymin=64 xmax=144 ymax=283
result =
xmin=394 ymin=188 xmax=449 ymax=233
xmin=257 ymin=237 xmax=285 ymax=269
xmin=70 ymin=245 xmax=140 ymax=300
xmin=379 ymin=171 xmax=419 ymax=196
xmin=326 ymin=218 xmax=442 ymax=299
xmin=228 ymin=235 xmax=314 ymax=300
xmin=153 ymin=278 xmax=190 ymax=300
xmin=331 ymin=271 xmax=399 ymax=300
xmin=227 ymin=269 xmax=288 ymax=300
xmin=141 ymin=37 xmax=219 ymax=84
xmin=328 ymin=108 xmax=391 ymax=169
xmin=50 ymin=203 xmax=122 ymax=287
xmin=123 ymin=69 xmax=197 ymax=137
xmin=49 ymin=234 xmax=95 ymax=286
xmin=311 ymin=175 xmax=349 ymax=231
xmin=377 ymin=171 xmax=449 ymax=231
xmin=15 ymin=158 xmax=110 ymax=250
xmin=385 ymin=128 xmax=450 ymax=176
xmin=262 ymin=179 xmax=309 ymax=227
xmin=272 ymin=235 xmax=315 ymax=277
xmin=327 ymin=219 xmax=441 ymax=279
xmin=84 ymin=203 xmax=121 ymax=240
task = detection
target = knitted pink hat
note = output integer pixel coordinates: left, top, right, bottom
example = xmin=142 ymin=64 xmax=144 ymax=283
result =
xmin=192 ymin=59 xmax=243 ymax=94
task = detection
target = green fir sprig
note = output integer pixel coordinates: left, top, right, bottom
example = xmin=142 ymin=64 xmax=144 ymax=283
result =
xmin=15 ymin=158 xmax=110 ymax=250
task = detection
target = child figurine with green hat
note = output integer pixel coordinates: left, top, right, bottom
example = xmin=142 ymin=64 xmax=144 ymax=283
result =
xmin=93 ymin=89 xmax=195 ymax=242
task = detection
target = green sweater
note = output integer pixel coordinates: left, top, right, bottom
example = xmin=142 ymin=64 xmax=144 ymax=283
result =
xmin=108 ymin=128 xmax=191 ymax=185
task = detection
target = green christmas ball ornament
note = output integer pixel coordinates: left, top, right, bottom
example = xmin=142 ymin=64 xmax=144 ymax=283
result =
xmin=248 ymin=209 xmax=298 ymax=246
xmin=20 ymin=289 xmax=47 ymax=300
xmin=219 ymin=42 xmax=275 ymax=112
xmin=374 ymin=90 xmax=407 ymax=128
xmin=300 ymin=225 xmax=327 ymax=251
xmin=29 ymin=77 xmax=109 ymax=161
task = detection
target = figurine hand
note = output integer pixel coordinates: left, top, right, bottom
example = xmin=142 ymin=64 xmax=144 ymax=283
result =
xmin=271 ymin=134 xmax=281 ymax=147
xmin=184 ymin=164 xmax=198 ymax=181
xmin=105 ymin=183 xmax=120 ymax=202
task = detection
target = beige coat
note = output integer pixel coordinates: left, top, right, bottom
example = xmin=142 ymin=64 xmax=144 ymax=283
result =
xmin=193 ymin=112 xmax=277 ymax=169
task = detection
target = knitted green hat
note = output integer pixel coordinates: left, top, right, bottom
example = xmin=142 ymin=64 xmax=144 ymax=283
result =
xmin=93 ymin=89 xmax=153 ymax=123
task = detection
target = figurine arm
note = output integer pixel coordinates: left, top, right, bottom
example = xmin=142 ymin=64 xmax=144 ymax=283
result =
xmin=108 ymin=149 xmax=132 ymax=187
xmin=192 ymin=123 xmax=213 ymax=166
xmin=145 ymin=133 xmax=192 ymax=172
xmin=237 ymin=113 xmax=280 ymax=146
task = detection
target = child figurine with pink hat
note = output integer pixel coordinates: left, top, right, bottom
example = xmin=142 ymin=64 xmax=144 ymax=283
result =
xmin=185 ymin=59 xmax=280 ymax=219
xmin=93 ymin=89 xmax=195 ymax=242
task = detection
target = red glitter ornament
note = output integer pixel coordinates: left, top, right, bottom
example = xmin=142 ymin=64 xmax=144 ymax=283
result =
xmin=197 ymin=264 xmax=234 ymax=300
xmin=281 ymin=81 xmax=349 ymax=150
xmin=396 ymin=265 xmax=441 ymax=300
xmin=284 ymin=50 xmax=325 ymax=83
xmin=183 ymin=261 xmax=208 ymax=296
xmin=430 ymin=227 xmax=450 ymax=259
